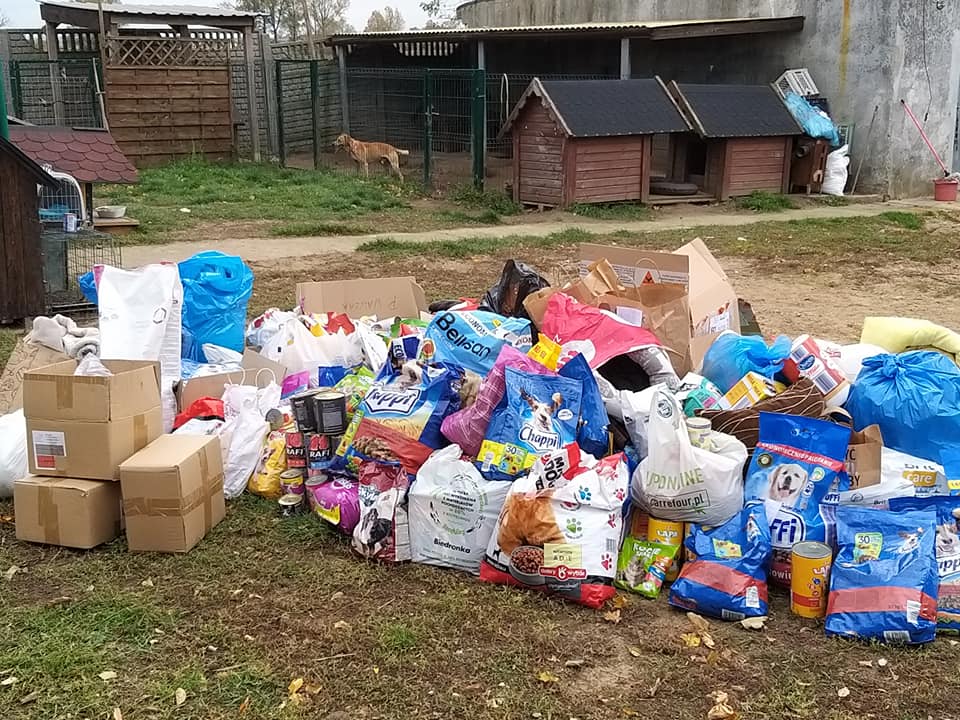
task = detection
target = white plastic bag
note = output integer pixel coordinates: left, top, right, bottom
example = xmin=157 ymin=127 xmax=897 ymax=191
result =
xmin=632 ymin=388 xmax=747 ymax=526
xmin=0 ymin=410 xmax=27 ymax=499
xmin=74 ymin=354 xmax=112 ymax=377
xmin=263 ymin=318 xmax=363 ymax=380
xmin=409 ymin=444 xmax=511 ymax=574
xmin=220 ymin=380 xmax=280 ymax=499
xmin=822 ymin=144 xmax=849 ymax=196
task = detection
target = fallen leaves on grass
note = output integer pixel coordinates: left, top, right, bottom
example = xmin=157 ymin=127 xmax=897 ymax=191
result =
xmin=1 ymin=676 xmax=18 ymax=686
xmin=19 ymin=691 xmax=39 ymax=705
xmin=98 ymin=671 xmax=118 ymax=681
xmin=610 ymin=595 xmax=629 ymax=610
xmin=687 ymin=612 xmax=716 ymax=648
xmin=288 ymin=678 xmax=304 ymax=695
xmin=4 ymin=565 xmax=20 ymax=581
xmin=681 ymin=633 xmax=702 ymax=647
xmin=837 ymin=687 xmax=850 ymax=698
xmin=627 ymin=646 xmax=643 ymax=658
xmin=602 ymin=610 xmax=622 ymax=624
xmin=707 ymin=691 xmax=738 ymax=720
xmin=564 ymin=659 xmax=585 ymax=669
xmin=141 ymin=578 xmax=154 ymax=588
xmin=175 ymin=688 xmax=187 ymax=706
xmin=740 ymin=616 xmax=767 ymax=631
xmin=536 ymin=670 xmax=560 ymax=684
xmin=333 ymin=620 xmax=350 ymax=631
xmin=113 ymin=709 xmax=123 ymax=720
xmin=238 ymin=696 xmax=251 ymax=715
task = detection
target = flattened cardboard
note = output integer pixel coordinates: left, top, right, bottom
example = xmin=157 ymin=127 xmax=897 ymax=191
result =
xmin=845 ymin=425 xmax=883 ymax=489
xmin=297 ymin=277 xmax=427 ymax=319
xmin=0 ymin=336 xmax=67 ymax=414
xmin=176 ymin=350 xmax=285 ymax=410
xmin=120 ymin=434 xmax=225 ymax=553
xmin=14 ymin=476 xmax=122 ymax=549
xmin=579 ymin=244 xmax=690 ymax=287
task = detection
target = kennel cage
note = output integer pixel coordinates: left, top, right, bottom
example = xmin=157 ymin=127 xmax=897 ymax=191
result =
xmin=38 ymin=169 xmax=87 ymax=223
xmin=41 ymin=225 xmax=121 ymax=311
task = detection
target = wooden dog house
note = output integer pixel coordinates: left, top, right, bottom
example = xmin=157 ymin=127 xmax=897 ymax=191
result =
xmin=499 ymin=78 xmax=691 ymax=208
xmin=669 ymin=83 xmax=803 ymax=200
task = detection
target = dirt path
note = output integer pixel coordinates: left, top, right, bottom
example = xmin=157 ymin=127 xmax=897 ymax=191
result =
xmin=122 ymin=199 xmax=936 ymax=267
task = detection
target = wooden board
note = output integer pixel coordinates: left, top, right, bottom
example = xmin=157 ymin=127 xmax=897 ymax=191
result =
xmin=515 ymin=101 xmax=563 ymax=206
xmin=0 ymin=153 xmax=45 ymax=322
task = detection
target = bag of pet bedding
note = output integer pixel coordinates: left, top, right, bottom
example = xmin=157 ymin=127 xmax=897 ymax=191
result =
xmin=418 ymin=309 xmax=533 ymax=376
xmin=480 ymin=444 xmax=629 ymax=608
xmin=668 ymin=504 xmax=773 ymax=621
xmin=409 ymin=444 xmax=511 ymax=574
xmin=744 ymin=412 xmax=850 ymax=585
xmin=336 ymin=363 xmax=463 ymax=471
xmin=632 ymin=388 xmax=748 ymax=527
xmin=615 ymin=537 xmax=680 ymax=599
xmin=889 ymin=496 xmax=960 ymax=633
xmin=477 ymin=367 xmax=583 ymax=480
xmin=825 ymin=504 xmax=939 ymax=644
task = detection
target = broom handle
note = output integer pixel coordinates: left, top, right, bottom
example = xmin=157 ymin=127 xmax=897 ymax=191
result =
xmin=900 ymin=98 xmax=950 ymax=175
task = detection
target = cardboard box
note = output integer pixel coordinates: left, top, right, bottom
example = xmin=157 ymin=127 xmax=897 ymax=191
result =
xmin=579 ymin=244 xmax=690 ymax=287
xmin=0 ymin=336 xmax=68 ymax=414
xmin=120 ymin=434 xmax=225 ymax=553
xmin=721 ymin=372 xmax=786 ymax=410
xmin=845 ymin=425 xmax=883 ymax=489
xmin=296 ymin=277 xmax=427 ymax=319
xmin=23 ymin=360 xmax=163 ymax=480
xmin=14 ymin=476 xmax=122 ymax=548
xmin=176 ymin=350 xmax=286 ymax=411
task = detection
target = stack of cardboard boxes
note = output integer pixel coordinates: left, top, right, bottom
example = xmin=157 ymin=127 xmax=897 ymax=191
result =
xmin=14 ymin=359 xmax=225 ymax=553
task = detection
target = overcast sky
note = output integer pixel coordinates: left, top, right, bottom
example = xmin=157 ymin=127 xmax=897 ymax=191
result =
xmin=0 ymin=0 xmax=431 ymax=32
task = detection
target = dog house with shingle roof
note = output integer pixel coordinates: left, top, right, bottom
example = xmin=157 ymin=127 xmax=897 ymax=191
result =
xmin=498 ymin=77 xmax=691 ymax=208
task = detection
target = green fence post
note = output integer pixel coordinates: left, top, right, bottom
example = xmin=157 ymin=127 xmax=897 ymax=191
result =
xmin=471 ymin=68 xmax=485 ymax=190
xmin=0 ymin=66 xmax=8 ymax=139
xmin=275 ymin=61 xmax=286 ymax=165
xmin=310 ymin=60 xmax=320 ymax=170
xmin=423 ymin=68 xmax=432 ymax=188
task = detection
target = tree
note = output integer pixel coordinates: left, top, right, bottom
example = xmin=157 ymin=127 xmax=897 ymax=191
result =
xmin=229 ymin=0 xmax=296 ymax=41
xmin=0 ymin=11 xmax=9 ymax=26
xmin=424 ymin=17 xmax=460 ymax=29
xmin=309 ymin=0 xmax=351 ymax=38
xmin=365 ymin=6 xmax=404 ymax=32
xmin=419 ymin=0 xmax=460 ymax=28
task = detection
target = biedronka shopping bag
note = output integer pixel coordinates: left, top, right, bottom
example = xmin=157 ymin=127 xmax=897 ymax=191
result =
xmin=632 ymin=388 xmax=747 ymax=528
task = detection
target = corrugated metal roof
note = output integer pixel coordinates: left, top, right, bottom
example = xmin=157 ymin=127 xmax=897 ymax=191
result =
xmin=40 ymin=0 xmax=260 ymax=18
xmin=329 ymin=16 xmax=804 ymax=44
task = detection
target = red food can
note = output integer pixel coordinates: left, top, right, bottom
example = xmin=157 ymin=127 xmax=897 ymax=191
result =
xmin=285 ymin=431 xmax=306 ymax=469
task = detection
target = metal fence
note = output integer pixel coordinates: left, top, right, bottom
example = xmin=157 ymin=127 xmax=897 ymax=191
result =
xmin=9 ymin=58 xmax=104 ymax=127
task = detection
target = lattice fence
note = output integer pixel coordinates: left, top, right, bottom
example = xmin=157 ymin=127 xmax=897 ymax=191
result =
xmin=106 ymin=36 xmax=233 ymax=67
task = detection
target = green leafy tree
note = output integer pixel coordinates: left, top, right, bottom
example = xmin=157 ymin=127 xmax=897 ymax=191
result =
xmin=365 ymin=6 xmax=404 ymax=31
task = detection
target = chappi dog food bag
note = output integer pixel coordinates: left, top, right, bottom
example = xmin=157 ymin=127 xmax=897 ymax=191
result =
xmin=419 ymin=310 xmax=533 ymax=376
xmin=480 ymin=444 xmax=629 ymax=608
xmin=669 ymin=504 xmax=773 ymax=621
xmin=744 ymin=412 xmax=850 ymax=584
xmin=478 ymin=367 xmax=583 ymax=480
xmin=890 ymin=496 xmax=960 ymax=633
xmin=825 ymin=505 xmax=939 ymax=644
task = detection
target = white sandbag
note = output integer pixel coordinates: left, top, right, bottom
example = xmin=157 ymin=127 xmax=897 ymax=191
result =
xmin=0 ymin=410 xmax=27 ymax=499
xmin=409 ymin=444 xmax=511 ymax=574
xmin=822 ymin=144 xmax=850 ymax=196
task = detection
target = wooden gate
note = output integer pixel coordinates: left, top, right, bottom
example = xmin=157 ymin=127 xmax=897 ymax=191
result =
xmin=105 ymin=36 xmax=235 ymax=166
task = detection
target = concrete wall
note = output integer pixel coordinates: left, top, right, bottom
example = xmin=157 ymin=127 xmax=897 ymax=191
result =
xmin=458 ymin=0 xmax=960 ymax=197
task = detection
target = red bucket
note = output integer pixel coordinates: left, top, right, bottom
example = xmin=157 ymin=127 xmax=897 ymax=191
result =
xmin=934 ymin=177 xmax=959 ymax=201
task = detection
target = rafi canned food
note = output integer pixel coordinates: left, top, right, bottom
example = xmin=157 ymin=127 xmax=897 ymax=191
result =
xmin=285 ymin=431 xmax=306 ymax=469
xmin=791 ymin=541 xmax=833 ymax=618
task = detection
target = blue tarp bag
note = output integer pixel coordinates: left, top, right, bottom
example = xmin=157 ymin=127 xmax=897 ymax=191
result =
xmin=669 ymin=504 xmax=772 ymax=621
xmin=845 ymin=351 xmax=960 ymax=464
xmin=701 ymin=332 xmax=791 ymax=393
xmin=558 ymin=352 xmax=608 ymax=458
xmin=178 ymin=251 xmax=254 ymax=363
xmin=78 ymin=270 xmax=98 ymax=304
xmin=826 ymin=504 xmax=938 ymax=644
xmin=784 ymin=92 xmax=841 ymax=146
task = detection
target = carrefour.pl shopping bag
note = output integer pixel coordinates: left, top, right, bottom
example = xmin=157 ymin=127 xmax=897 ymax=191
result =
xmin=826 ymin=505 xmax=938 ymax=644
xmin=632 ymin=388 xmax=747 ymax=527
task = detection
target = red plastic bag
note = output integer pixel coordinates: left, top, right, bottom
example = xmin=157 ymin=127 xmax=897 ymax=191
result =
xmin=173 ymin=397 xmax=224 ymax=430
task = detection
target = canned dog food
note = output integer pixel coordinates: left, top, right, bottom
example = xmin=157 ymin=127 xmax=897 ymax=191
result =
xmin=648 ymin=516 xmax=684 ymax=582
xmin=312 ymin=391 xmax=348 ymax=435
xmin=278 ymin=493 xmax=305 ymax=517
xmin=290 ymin=390 xmax=319 ymax=432
xmin=279 ymin=468 xmax=304 ymax=496
xmin=285 ymin=431 xmax=306 ymax=469
xmin=307 ymin=433 xmax=338 ymax=477
xmin=791 ymin=541 xmax=833 ymax=618
xmin=304 ymin=477 xmax=326 ymax=512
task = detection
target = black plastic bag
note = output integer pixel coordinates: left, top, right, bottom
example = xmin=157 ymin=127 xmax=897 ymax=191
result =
xmin=479 ymin=259 xmax=549 ymax=320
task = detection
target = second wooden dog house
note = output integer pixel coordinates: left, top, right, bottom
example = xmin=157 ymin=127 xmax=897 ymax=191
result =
xmin=669 ymin=83 xmax=803 ymax=200
xmin=500 ymin=78 xmax=691 ymax=207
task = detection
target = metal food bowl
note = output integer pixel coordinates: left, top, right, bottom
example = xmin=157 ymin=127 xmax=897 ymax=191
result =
xmin=94 ymin=205 xmax=127 ymax=219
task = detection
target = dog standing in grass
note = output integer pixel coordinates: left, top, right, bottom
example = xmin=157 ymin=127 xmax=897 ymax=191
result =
xmin=334 ymin=133 xmax=409 ymax=182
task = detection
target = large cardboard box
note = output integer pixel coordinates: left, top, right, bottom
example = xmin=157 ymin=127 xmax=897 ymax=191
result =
xmin=23 ymin=360 xmax=163 ymax=480
xmin=120 ymin=434 xmax=225 ymax=553
xmin=14 ymin=476 xmax=122 ymax=549
xmin=296 ymin=277 xmax=427 ymax=318
xmin=176 ymin=350 xmax=286 ymax=411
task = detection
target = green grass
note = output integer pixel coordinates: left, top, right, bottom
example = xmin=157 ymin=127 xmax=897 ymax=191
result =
xmin=0 ymin=328 xmax=18 ymax=373
xmin=878 ymin=210 xmax=923 ymax=230
xmin=269 ymin=221 xmax=374 ymax=237
xmin=448 ymin=184 xmax=522 ymax=216
xmin=818 ymin=195 xmax=850 ymax=207
xmin=734 ymin=191 xmax=798 ymax=212
xmin=358 ymin=226 xmax=592 ymax=259
xmin=432 ymin=208 xmax=503 ymax=225
xmin=568 ymin=202 xmax=651 ymax=221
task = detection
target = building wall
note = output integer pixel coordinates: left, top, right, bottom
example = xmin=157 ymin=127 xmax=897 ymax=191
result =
xmin=514 ymin=98 xmax=564 ymax=205
xmin=458 ymin=0 xmax=960 ymax=197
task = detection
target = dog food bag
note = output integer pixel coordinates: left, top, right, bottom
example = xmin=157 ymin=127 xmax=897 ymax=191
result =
xmin=334 ymin=368 xmax=375 ymax=420
xmin=248 ymin=429 xmax=287 ymax=499
xmin=616 ymin=538 xmax=680 ymax=599
xmin=558 ymin=352 xmax=610 ymax=459
xmin=353 ymin=461 xmax=412 ymax=563
xmin=744 ymin=412 xmax=850 ymax=585
xmin=880 ymin=447 xmax=949 ymax=498
xmin=336 ymin=364 xmax=462 ymax=468
xmin=890 ymin=496 xmax=960 ymax=633
xmin=418 ymin=310 xmax=533 ymax=376
xmin=668 ymin=504 xmax=773 ymax=621
xmin=825 ymin=505 xmax=938 ymax=644
xmin=307 ymin=473 xmax=361 ymax=535
xmin=480 ymin=444 xmax=629 ymax=608
xmin=336 ymin=417 xmax=435 ymax=478
xmin=478 ymin=368 xmax=583 ymax=481
xmin=409 ymin=445 xmax=511 ymax=574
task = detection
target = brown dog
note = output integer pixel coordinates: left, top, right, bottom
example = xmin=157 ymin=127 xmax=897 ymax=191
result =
xmin=334 ymin=133 xmax=409 ymax=182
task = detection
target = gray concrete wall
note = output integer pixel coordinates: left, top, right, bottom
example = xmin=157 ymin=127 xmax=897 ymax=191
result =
xmin=458 ymin=0 xmax=960 ymax=197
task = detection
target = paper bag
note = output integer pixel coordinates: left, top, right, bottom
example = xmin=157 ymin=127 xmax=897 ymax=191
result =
xmin=845 ymin=425 xmax=883 ymax=489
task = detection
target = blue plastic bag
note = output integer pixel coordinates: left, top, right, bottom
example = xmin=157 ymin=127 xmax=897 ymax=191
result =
xmin=178 ymin=251 xmax=254 ymax=363
xmin=669 ymin=504 xmax=772 ymax=621
xmin=418 ymin=310 xmax=532 ymax=376
xmin=78 ymin=270 xmax=98 ymax=304
xmin=784 ymin=92 xmax=841 ymax=146
xmin=826 ymin=505 xmax=938 ymax=644
xmin=700 ymin=332 xmax=791 ymax=393
xmin=845 ymin=351 xmax=960 ymax=464
xmin=558 ymin=352 xmax=609 ymax=458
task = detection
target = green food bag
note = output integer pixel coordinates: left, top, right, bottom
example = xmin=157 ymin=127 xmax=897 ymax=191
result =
xmin=615 ymin=538 xmax=680 ymax=599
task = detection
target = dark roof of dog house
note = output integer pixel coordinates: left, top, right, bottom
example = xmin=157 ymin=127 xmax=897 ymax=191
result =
xmin=9 ymin=126 xmax=139 ymax=184
xmin=500 ymin=78 xmax=691 ymax=139
xmin=672 ymin=83 xmax=802 ymax=138
xmin=0 ymin=135 xmax=58 ymax=188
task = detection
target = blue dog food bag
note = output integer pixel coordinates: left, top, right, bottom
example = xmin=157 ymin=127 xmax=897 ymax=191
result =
xmin=890 ymin=496 xmax=960 ymax=634
xmin=669 ymin=504 xmax=772 ymax=621
xmin=557 ymin=352 xmax=609 ymax=459
xmin=826 ymin=504 xmax=939 ymax=644
xmin=744 ymin=413 xmax=850 ymax=585
xmin=478 ymin=367 xmax=583 ymax=480
xmin=419 ymin=310 xmax=533 ymax=376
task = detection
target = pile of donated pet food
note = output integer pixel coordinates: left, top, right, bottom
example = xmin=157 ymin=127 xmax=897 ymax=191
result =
xmin=3 ymin=241 xmax=960 ymax=648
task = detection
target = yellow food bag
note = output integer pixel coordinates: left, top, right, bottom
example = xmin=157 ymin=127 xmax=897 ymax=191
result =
xmin=527 ymin=333 xmax=561 ymax=370
xmin=248 ymin=430 xmax=286 ymax=498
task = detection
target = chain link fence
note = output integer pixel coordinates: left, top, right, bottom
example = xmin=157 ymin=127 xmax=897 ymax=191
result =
xmin=9 ymin=58 xmax=104 ymax=127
